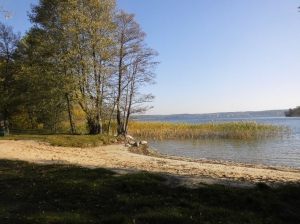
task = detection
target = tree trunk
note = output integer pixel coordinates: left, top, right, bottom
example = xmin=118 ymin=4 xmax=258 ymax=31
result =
xmin=65 ymin=92 xmax=76 ymax=134
xmin=117 ymin=108 xmax=125 ymax=135
xmin=107 ymin=103 xmax=116 ymax=135
xmin=87 ymin=116 xmax=101 ymax=134
xmin=124 ymin=81 xmax=135 ymax=134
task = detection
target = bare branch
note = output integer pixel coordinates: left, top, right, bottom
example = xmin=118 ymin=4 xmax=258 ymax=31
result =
xmin=0 ymin=2 xmax=15 ymax=19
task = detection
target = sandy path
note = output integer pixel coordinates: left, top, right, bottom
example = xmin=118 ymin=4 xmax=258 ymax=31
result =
xmin=1 ymin=140 xmax=300 ymax=188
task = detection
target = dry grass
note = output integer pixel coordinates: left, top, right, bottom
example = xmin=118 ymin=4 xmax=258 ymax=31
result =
xmin=128 ymin=121 xmax=288 ymax=140
xmin=4 ymin=130 xmax=117 ymax=147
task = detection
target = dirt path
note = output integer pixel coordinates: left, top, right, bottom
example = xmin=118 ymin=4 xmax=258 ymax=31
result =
xmin=1 ymin=140 xmax=299 ymax=188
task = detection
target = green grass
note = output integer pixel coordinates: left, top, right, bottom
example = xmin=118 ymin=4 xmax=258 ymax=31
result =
xmin=1 ymin=130 xmax=118 ymax=147
xmin=0 ymin=159 xmax=300 ymax=223
xmin=128 ymin=121 xmax=288 ymax=140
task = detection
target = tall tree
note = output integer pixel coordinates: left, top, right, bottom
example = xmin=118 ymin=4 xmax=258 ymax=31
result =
xmin=14 ymin=29 xmax=69 ymax=132
xmin=114 ymin=10 xmax=158 ymax=135
xmin=65 ymin=0 xmax=116 ymax=134
xmin=27 ymin=0 xmax=79 ymax=133
xmin=122 ymin=47 xmax=158 ymax=134
xmin=28 ymin=0 xmax=117 ymax=134
xmin=0 ymin=22 xmax=20 ymax=132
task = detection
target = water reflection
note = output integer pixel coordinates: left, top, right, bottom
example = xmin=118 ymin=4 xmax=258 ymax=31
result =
xmin=148 ymin=138 xmax=300 ymax=168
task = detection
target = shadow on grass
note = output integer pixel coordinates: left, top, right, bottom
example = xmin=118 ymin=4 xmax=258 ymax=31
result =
xmin=0 ymin=159 xmax=300 ymax=223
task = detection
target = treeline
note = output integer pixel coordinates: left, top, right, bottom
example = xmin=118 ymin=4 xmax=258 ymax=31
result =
xmin=285 ymin=106 xmax=300 ymax=117
xmin=0 ymin=0 xmax=158 ymax=135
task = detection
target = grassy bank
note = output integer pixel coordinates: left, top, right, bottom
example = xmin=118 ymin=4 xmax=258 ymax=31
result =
xmin=0 ymin=159 xmax=300 ymax=223
xmin=2 ymin=130 xmax=117 ymax=148
xmin=2 ymin=120 xmax=287 ymax=143
xmin=128 ymin=121 xmax=288 ymax=140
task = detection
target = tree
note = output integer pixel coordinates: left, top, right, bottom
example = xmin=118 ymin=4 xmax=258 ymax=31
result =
xmin=0 ymin=1 xmax=158 ymax=135
xmin=122 ymin=48 xmax=157 ymax=134
xmin=14 ymin=29 xmax=70 ymax=132
xmin=27 ymin=0 xmax=79 ymax=133
xmin=114 ymin=10 xmax=158 ymax=135
xmin=0 ymin=22 xmax=20 ymax=132
xmin=60 ymin=0 xmax=116 ymax=134
xmin=28 ymin=0 xmax=117 ymax=134
xmin=285 ymin=106 xmax=300 ymax=117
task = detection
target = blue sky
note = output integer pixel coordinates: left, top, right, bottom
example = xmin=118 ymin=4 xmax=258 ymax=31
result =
xmin=2 ymin=0 xmax=300 ymax=115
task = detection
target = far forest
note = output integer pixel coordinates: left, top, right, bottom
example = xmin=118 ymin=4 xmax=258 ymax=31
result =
xmin=285 ymin=106 xmax=300 ymax=117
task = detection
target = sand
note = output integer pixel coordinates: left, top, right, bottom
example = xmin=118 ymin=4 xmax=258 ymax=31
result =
xmin=1 ymin=140 xmax=300 ymax=188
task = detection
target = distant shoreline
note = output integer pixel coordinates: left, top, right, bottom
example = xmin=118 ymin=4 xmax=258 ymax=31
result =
xmin=133 ymin=109 xmax=286 ymax=120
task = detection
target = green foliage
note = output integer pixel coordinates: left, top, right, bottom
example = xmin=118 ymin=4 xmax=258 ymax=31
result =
xmin=0 ymin=22 xmax=21 ymax=132
xmin=1 ymin=159 xmax=300 ymax=223
xmin=9 ymin=0 xmax=158 ymax=135
xmin=9 ymin=24 xmax=70 ymax=132
xmin=285 ymin=106 xmax=300 ymax=117
xmin=128 ymin=121 xmax=288 ymax=140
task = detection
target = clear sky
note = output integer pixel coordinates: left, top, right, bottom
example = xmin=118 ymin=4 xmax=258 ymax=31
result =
xmin=2 ymin=0 xmax=300 ymax=115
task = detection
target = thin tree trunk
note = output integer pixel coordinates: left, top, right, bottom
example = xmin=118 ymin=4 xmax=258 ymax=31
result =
xmin=65 ymin=92 xmax=76 ymax=134
xmin=93 ymin=48 xmax=102 ymax=135
xmin=123 ymin=86 xmax=129 ymax=134
xmin=3 ymin=109 xmax=9 ymax=134
xmin=124 ymin=81 xmax=135 ymax=134
xmin=107 ymin=103 xmax=116 ymax=135
xmin=117 ymin=34 xmax=125 ymax=136
xmin=117 ymin=107 xmax=124 ymax=135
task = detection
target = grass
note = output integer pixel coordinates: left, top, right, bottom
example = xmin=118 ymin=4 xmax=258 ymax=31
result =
xmin=0 ymin=159 xmax=300 ymax=223
xmin=128 ymin=121 xmax=288 ymax=140
xmin=3 ymin=120 xmax=288 ymax=143
xmin=1 ymin=130 xmax=118 ymax=147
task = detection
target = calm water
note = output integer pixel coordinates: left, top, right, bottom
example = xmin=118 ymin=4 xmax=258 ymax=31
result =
xmin=140 ymin=117 xmax=300 ymax=168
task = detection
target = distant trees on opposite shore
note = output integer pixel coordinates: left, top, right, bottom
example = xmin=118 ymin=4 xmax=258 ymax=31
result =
xmin=285 ymin=106 xmax=300 ymax=117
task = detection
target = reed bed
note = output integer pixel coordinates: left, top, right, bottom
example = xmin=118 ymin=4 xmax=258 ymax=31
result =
xmin=128 ymin=121 xmax=288 ymax=140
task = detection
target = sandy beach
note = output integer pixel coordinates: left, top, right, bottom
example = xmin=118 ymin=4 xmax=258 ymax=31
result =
xmin=1 ymin=140 xmax=300 ymax=188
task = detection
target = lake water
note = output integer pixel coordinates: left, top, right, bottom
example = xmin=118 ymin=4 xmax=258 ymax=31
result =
xmin=138 ymin=117 xmax=300 ymax=168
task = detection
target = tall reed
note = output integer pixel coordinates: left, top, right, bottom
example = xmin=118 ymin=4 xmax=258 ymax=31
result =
xmin=128 ymin=121 xmax=288 ymax=140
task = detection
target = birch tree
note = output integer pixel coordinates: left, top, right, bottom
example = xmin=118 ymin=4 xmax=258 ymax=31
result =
xmin=114 ymin=10 xmax=158 ymax=135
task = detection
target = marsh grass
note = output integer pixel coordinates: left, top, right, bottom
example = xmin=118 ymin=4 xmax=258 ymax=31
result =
xmin=128 ymin=121 xmax=288 ymax=140
xmin=2 ymin=130 xmax=117 ymax=147
xmin=0 ymin=159 xmax=300 ymax=223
